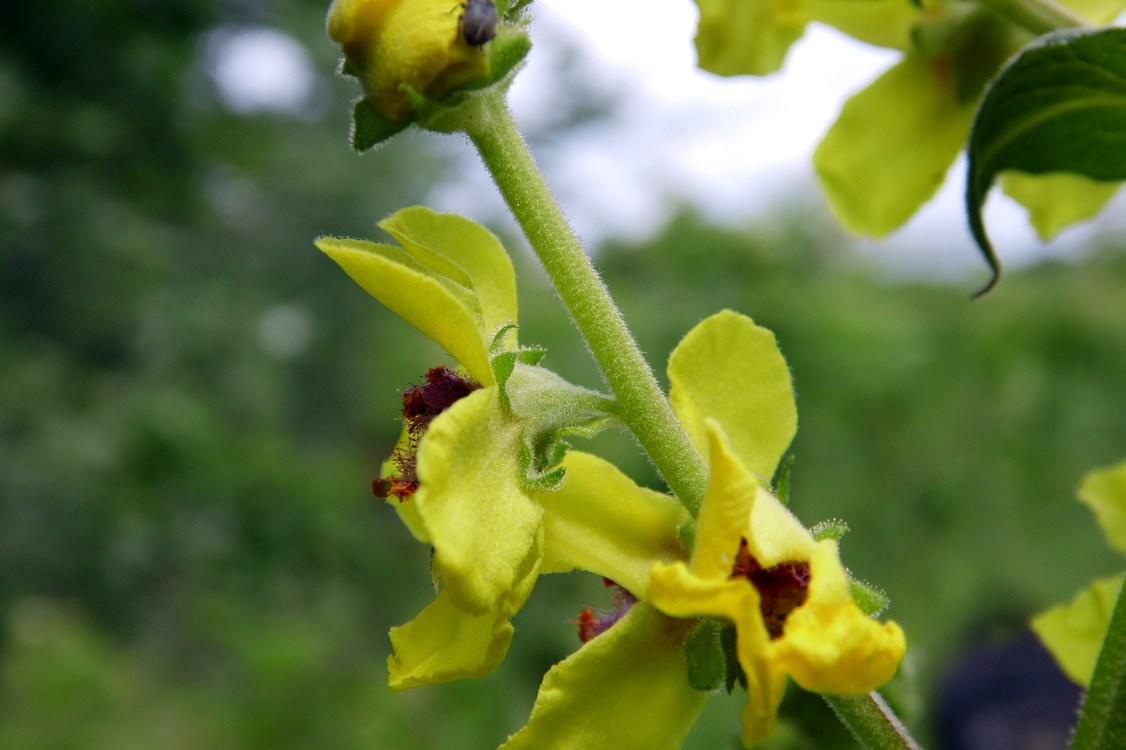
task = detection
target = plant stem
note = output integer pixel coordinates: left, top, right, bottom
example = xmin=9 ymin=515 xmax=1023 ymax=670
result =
xmin=976 ymin=0 xmax=1087 ymax=35
xmin=1070 ymin=579 xmax=1126 ymax=750
xmin=824 ymin=692 xmax=923 ymax=750
xmin=461 ymin=91 xmax=707 ymax=515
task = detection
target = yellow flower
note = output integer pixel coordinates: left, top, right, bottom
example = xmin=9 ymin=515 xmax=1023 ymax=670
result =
xmin=318 ymin=207 xmax=627 ymax=689
xmin=504 ymin=311 xmax=905 ymax=748
xmin=648 ymin=421 xmax=905 ymax=743
xmin=318 ymin=207 xmax=542 ymax=687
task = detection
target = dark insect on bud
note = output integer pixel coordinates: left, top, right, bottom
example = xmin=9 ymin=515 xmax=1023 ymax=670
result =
xmin=458 ymin=0 xmax=497 ymax=46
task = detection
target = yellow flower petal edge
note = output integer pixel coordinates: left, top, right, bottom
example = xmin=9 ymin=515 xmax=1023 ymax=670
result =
xmin=535 ymin=450 xmax=689 ymax=598
xmin=379 ymin=207 xmax=518 ymax=341
xmin=389 ymin=540 xmax=540 ymax=689
xmin=1032 ymin=574 xmax=1124 ymax=687
xmin=807 ymin=0 xmax=919 ymax=52
xmin=669 ymin=310 xmax=797 ymax=483
xmin=814 ymin=54 xmax=976 ymax=238
xmin=1078 ymin=460 xmax=1126 ymax=556
xmin=414 ymin=387 xmax=544 ymax=614
xmin=327 ymin=0 xmax=490 ymax=122
xmin=694 ymin=0 xmax=810 ymax=77
xmin=316 ymin=235 xmax=494 ymax=384
xmin=500 ymin=603 xmax=707 ymax=750
xmin=649 ymin=423 xmax=904 ymax=745
xmin=770 ymin=541 xmax=906 ymax=694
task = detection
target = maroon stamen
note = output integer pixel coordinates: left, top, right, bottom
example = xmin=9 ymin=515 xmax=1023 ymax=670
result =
xmin=373 ymin=366 xmax=481 ymax=502
xmin=730 ymin=539 xmax=810 ymax=639
xmin=573 ymin=579 xmax=637 ymax=643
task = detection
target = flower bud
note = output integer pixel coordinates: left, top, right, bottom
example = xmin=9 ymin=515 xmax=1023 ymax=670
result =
xmin=327 ymin=0 xmax=491 ymax=122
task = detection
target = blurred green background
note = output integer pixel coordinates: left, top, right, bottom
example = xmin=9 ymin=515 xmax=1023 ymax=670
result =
xmin=3 ymin=2 xmax=1125 ymax=748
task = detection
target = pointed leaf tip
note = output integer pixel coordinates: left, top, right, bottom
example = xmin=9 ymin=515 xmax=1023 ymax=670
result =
xmin=965 ymin=28 xmax=1126 ymax=295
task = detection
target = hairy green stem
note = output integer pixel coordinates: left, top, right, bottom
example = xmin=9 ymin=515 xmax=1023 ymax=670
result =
xmin=824 ymin=692 xmax=923 ymax=750
xmin=461 ymin=91 xmax=707 ymax=515
xmin=976 ymin=0 xmax=1087 ymax=35
xmin=1070 ymin=580 xmax=1126 ymax=750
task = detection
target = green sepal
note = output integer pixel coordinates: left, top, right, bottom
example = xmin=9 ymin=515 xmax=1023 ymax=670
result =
xmin=946 ymin=11 xmax=1018 ymax=104
xmin=965 ymin=27 xmax=1126 ymax=296
xmin=500 ymin=361 xmax=618 ymax=491
xmin=490 ymin=323 xmax=523 ymax=355
xmin=679 ymin=518 xmax=697 ymax=557
xmin=502 ymin=0 xmax=534 ymax=16
xmin=406 ymin=26 xmax=531 ymax=135
xmin=337 ymin=57 xmax=358 ymax=78
xmin=351 ymin=96 xmax=409 ymax=153
xmin=810 ymin=518 xmax=850 ymax=542
xmin=720 ymin=619 xmax=745 ymax=694
xmin=684 ymin=617 xmax=728 ymax=691
xmin=683 ymin=617 xmax=745 ymax=695
xmin=772 ymin=453 xmax=795 ymax=506
xmin=850 ymin=578 xmax=891 ymax=618
xmin=491 ymin=347 xmax=547 ymax=412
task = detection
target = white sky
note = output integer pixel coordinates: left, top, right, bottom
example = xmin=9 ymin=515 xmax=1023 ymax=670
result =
xmin=204 ymin=2 xmax=1124 ymax=279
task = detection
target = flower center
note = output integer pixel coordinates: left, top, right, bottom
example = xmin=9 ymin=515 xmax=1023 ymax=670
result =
xmin=574 ymin=578 xmax=637 ymax=643
xmin=730 ymin=539 xmax=810 ymax=639
xmin=373 ymin=366 xmax=481 ymax=501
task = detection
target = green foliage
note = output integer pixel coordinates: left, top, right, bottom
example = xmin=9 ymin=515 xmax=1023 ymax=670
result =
xmin=967 ymin=27 xmax=1126 ymax=294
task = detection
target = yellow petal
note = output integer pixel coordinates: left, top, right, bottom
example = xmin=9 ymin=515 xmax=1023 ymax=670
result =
xmin=808 ymin=0 xmax=919 ymax=51
xmin=388 ymin=545 xmax=540 ymax=689
xmin=669 ymin=310 xmax=797 ymax=482
xmin=1078 ymin=460 xmax=1126 ymax=556
xmin=815 ymin=54 xmax=976 ymax=237
xmin=648 ymin=560 xmax=785 ymax=742
xmin=746 ymin=483 xmax=816 ymax=569
xmin=1031 ymin=574 xmax=1124 ymax=686
xmin=694 ymin=0 xmax=810 ymax=77
xmin=388 ymin=587 xmax=514 ymax=690
xmin=1002 ymin=172 xmax=1120 ymax=241
xmin=380 ymin=207 xmax=518 ymax=343
xmin=770 ymin=541 xmax=905 ymax=694
xmin=536 ymin=451 xmax=689 ymax=597
xmin=690 ymin=421 xmax=758 ymax=579
xmin=414 ymin=387 xmax=544 ymax=614
xmin=501 ymin=604 xmax=706 ymax=750
xmin=316 ymin=236 xmax=493 ymax=384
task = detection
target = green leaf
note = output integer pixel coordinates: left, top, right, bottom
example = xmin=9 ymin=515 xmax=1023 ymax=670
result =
xmin=965 ymin=28 xmax=1126 ymax=296
xmin=350 ymin=97 xmax=408 ymax=153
